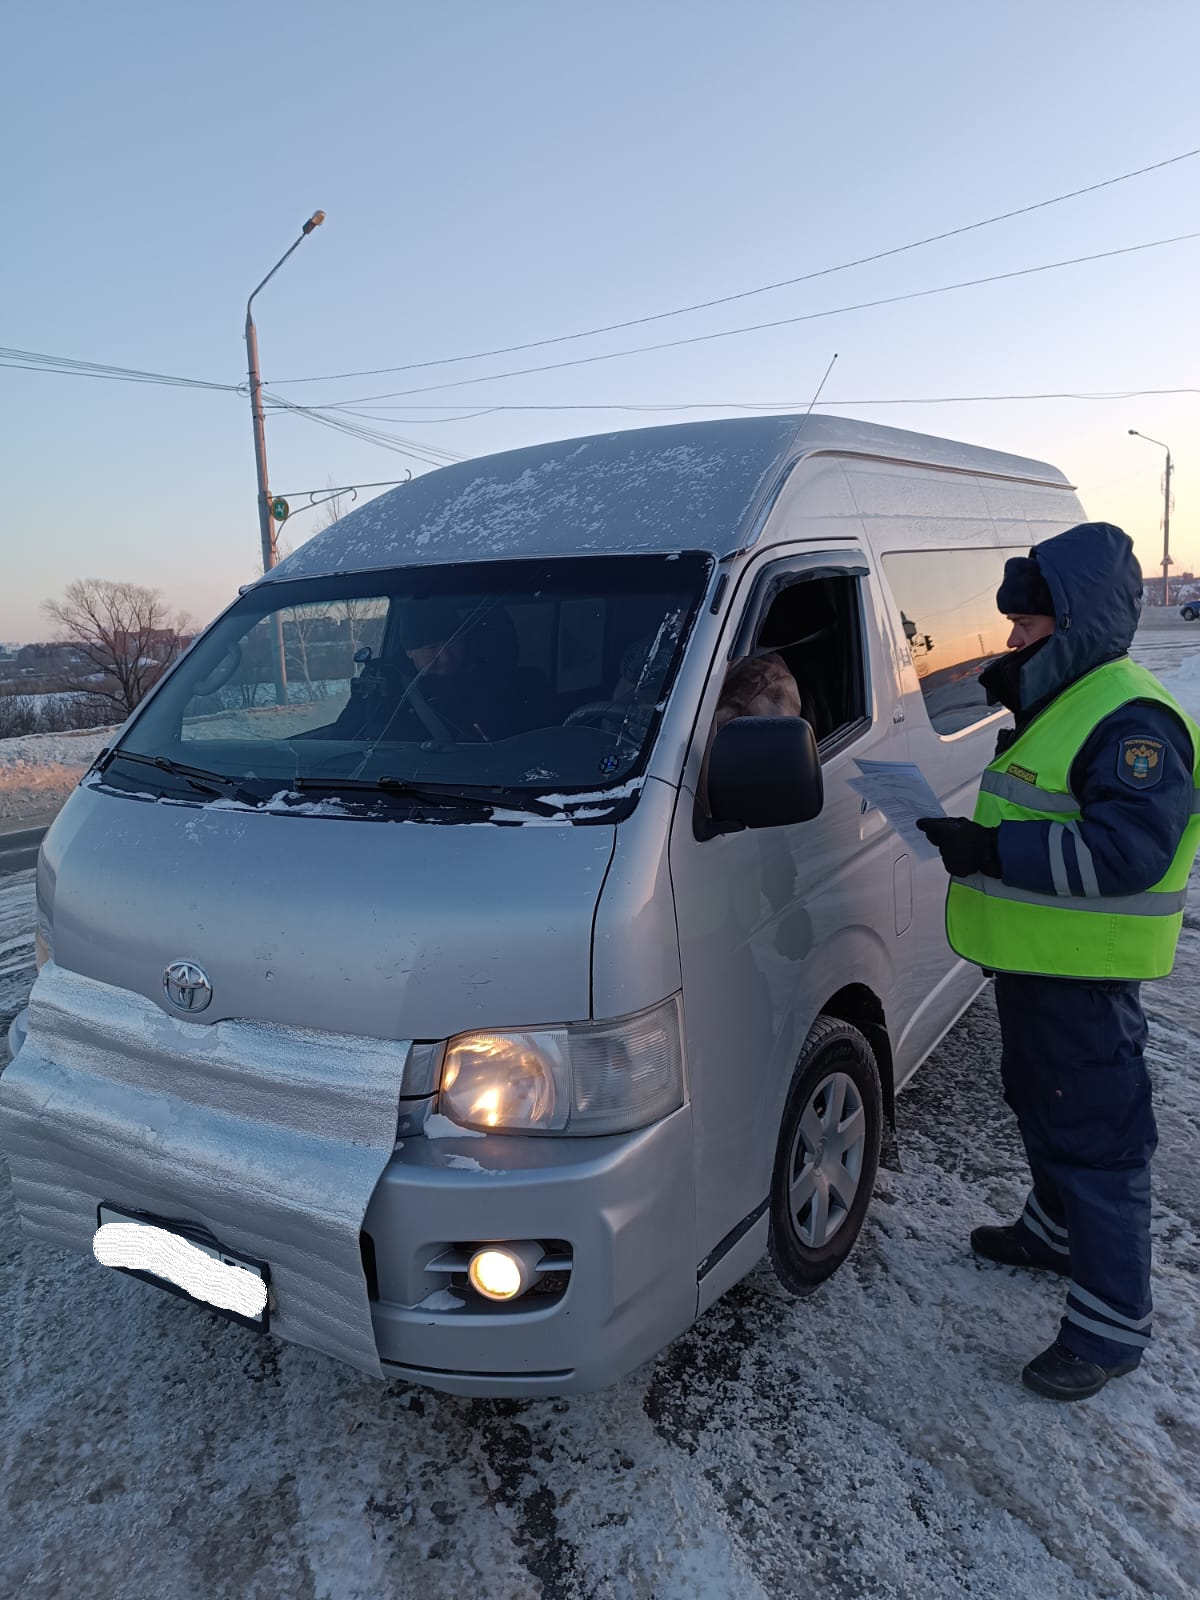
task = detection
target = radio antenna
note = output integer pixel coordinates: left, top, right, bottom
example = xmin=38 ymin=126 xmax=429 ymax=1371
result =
xmin=728 ymin=352 xmax=841 ymax=563
xmin=798 ymin=352 xmax=838 ymax=430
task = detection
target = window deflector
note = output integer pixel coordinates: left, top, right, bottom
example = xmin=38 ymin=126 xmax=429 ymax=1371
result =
xmin=734 ymin=555 xmax=871 ymax=756
xmin=731 ymin=553 xmax=869 ymax=658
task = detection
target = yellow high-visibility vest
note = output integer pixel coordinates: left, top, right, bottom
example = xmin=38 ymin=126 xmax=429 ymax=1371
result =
xmin=946 ymin=657 xmax=1200 ymax=979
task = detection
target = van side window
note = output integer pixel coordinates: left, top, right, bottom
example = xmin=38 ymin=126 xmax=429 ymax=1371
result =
xmin=881 ymin=548 xmax=1028 ymax=735
xmin=746 ymin=574 xmax=868 ymax=750
xmin=695 ymin=573 xmax=867 ymax=833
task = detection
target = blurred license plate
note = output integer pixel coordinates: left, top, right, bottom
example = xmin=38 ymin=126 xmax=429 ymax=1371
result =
xmin=94 ymin=1202 xmax=271 ymax=1332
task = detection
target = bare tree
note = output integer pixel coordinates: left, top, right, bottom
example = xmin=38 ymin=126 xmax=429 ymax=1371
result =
xmin=314 ymin=481 xmax=350 ymax=533
xmin=43 ymin=580 xmax=192 ymax=718
xmin=283 ymin=602 xmax=333 ymax=701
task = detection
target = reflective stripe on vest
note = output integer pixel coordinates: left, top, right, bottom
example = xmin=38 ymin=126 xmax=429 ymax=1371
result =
xmin=980 ymin=766 xmax=1200 ymax=817
xmin=946 ymin=657 xmax=1200 ymax=980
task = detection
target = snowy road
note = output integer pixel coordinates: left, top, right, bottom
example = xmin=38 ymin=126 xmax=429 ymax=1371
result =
xmin=1 ymin=627 xmax=1199 ymax=1599
xmin=2 ymin=864 xmax=1198 ymax=1599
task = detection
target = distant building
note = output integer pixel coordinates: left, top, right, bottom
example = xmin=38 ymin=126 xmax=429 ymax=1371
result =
xmin=111 ymin=628 xmax=192 ymax=660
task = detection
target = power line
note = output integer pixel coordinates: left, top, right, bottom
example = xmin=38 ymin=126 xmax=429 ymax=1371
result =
xmin=268 ymin=145 xmax=1200 ymax=387
xmin=313 ymin=386 xmax=1200 ymax=421
xmin=0 ymin=347 xmax=237 ymax=391
xmin=285 ymin=229 xmax=1200 ymax=405
xmin=768 ymin=388 xmax=1200 ymax=408
xmin=263 ymin=393 xmax=464 ymax=467
xmin=0 ymin=343 xmax=460 ymax=468
xmin=7 ymin=143 xmax=1197 ymax=407
xmin=0 ymin=346 xmax=463 ymax=476
xmin=264 ymin=379 xmax=1200 ymax=463
xmin=269 ymin=407 xmax=461 ymax=465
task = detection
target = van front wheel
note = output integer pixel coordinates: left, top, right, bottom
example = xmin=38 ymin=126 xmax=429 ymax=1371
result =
xmin=768 ymin=1016 xmax=882 ymax=1294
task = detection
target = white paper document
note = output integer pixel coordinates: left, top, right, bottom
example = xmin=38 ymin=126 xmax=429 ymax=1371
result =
xmin=848 ymin=759 xmax=946 ymax=860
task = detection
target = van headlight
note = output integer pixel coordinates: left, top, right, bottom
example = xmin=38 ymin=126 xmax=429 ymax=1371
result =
xmin=439 ymin=996 xmax=684 ymax=1136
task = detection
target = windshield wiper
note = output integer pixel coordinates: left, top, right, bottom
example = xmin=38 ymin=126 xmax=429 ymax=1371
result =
xmin=104 ymin=748 xmax=264 ymax=807
xmin=289 ymin=775 xmax=561 ymax=817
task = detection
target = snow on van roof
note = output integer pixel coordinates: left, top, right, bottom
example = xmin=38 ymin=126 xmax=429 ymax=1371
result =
xmin=263 ymin=414 xmax=1070 ymax=581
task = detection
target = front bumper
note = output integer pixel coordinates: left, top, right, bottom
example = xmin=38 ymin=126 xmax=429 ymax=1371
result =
xmin=0 ymin=964 xmax=411 ymax=1379
xmin=1 ymin=972 xmax=699 ymax=1397
xmin=365 ymin=1106 xmax=698 ymax=1396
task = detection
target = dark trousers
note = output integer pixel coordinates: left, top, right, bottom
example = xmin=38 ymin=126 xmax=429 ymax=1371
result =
xmin=994 ymin=974 xmax=1158 ymax=1367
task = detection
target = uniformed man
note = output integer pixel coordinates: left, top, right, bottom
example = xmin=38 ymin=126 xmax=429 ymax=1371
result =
xmin=917 ymin=522 xmax=1200 ymax=1401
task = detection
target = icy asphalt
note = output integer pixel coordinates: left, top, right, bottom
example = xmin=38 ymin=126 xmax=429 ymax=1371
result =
xmin=0 ymin=630 xmax=1198 ymax=1599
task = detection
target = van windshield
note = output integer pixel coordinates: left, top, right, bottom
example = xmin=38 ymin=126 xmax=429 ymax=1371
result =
xmin=105 ymin=554 xmax=712 ymax=812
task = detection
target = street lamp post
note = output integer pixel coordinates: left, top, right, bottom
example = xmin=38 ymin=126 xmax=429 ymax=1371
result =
xmin=245 ymin=210 xmax=325 ymax=701
xmin=1127 ymin=429 xmax=1173 ymax=607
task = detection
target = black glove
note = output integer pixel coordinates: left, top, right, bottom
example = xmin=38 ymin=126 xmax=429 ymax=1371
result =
xmin=915 ymin=817 xmax=1002 ymax=878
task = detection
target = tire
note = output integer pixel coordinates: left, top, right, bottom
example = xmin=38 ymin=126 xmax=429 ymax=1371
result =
xmin=768 ymin=1015 xmax=883 ymax=1294
xmin=1182 ymin=607 xmax=1197 ymax=622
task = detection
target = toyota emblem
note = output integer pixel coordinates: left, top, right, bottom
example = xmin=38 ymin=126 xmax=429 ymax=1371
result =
xmin=163 ymin=960 xmax=213 ymax=1013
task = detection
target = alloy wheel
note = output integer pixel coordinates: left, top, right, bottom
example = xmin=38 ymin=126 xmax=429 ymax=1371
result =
xmin=784 ymin=1070 xmax=867 ymax=1249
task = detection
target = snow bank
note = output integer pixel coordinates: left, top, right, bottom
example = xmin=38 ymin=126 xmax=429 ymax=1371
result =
xmin=1157 ymin=653 xmax=1200 ymax=721
xmin=0 ymin=726 xmax=114 ymax=772
xmin=0 ymin=725 xmax=116 ymax=819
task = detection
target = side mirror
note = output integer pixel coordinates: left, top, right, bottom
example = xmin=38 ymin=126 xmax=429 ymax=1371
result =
xmin=707 ymin=716 xmax=824 ymax=830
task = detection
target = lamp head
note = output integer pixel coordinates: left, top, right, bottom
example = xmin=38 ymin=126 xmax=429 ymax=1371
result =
xmin=303 ymin=210 xmax=326 ymax=235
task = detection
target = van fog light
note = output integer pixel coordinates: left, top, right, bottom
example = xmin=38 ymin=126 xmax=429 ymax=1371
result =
xmin=467 ymin=1242 xmax=545 ymax=1302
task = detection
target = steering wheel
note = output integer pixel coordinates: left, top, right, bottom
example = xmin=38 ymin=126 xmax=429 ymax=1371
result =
xmin=563 ymin=700 xmax=628 ymax=728
xmin=563 ymin=700 xmax=646 ymax=751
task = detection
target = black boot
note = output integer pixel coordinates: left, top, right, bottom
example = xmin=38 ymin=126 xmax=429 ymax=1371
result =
xmin=1021 ymin=1340 xmax=1139 ymax=1401
xmin=970 ymin=1223 xmax=1069 ymax=1275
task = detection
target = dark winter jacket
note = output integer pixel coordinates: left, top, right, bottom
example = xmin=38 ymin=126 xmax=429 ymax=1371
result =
xmin=978 ymin=523 xmax=1194 ymax=901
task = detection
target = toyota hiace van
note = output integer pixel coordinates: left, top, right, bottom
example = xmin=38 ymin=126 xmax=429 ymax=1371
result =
xmin=1 ymin=414 xmax=1086 ymax=1394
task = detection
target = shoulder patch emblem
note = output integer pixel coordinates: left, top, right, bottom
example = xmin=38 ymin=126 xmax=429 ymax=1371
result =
xmin=1118 ymin=737 xmax=1165 ymax=789
xmin=1006 ymin=763 xmax=1037 ymax=784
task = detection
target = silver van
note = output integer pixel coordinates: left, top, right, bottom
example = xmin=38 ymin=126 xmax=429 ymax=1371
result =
xmin=1 ymin=414 xmax=1085 ymax=1395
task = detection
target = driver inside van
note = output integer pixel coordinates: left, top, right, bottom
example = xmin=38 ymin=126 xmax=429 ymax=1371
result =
xmin=396 ymin=598 xmax=555 ymax=741
xmin=326 ymin=598 xmax=519 ymax=744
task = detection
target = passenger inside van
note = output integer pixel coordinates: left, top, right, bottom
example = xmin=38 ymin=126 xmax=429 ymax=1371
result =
xmin=753 ymin=581 xmax=844 ymax=741
xmin=694 ymin=650 xmax=805 ymax=825
xmin=712 ymin=652 xmax=803 ymax=730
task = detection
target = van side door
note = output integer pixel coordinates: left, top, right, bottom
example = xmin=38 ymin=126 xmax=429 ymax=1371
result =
xmin=876 ymin=543 xmax=1027 ymax=1075
xmin=668 ymin=549 xmax=908 ymax=1288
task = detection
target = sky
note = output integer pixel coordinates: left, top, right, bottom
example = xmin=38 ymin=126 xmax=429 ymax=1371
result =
xmin=3 ymin=0 xmax=1199 ymax=644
